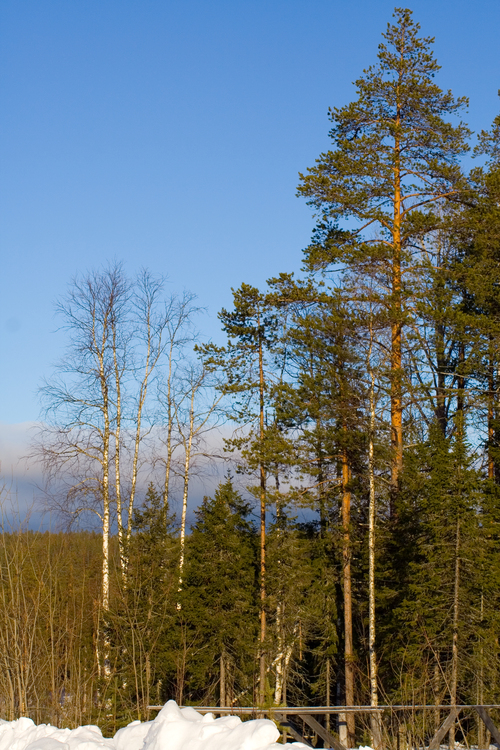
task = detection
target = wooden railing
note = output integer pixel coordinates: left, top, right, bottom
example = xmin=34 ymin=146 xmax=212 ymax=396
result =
xmin=148 ymin=704 xmax=500 ymax=749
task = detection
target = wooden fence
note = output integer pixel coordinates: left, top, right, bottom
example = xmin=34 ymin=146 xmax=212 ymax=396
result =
xmin=148 ymin=704 xmax=500 ymax=749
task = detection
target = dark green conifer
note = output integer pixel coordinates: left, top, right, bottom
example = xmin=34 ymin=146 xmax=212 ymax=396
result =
xmin=111 ymin=483 xmax=178 ymax=719
xmin=199 ymin=284 xmax=281 ymax=703
xmin=180 ymin=477 xmax=258 ymax=705
xmin=383 ymin=423 xmax=499 ymax=723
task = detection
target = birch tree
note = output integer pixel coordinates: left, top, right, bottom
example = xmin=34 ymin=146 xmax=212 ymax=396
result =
xmin=36 ymin=264 xmax=194 ymax=672
xmin=155 ymin=291 xmax=200 ymax=509
xmin=118 ymin=271 xmax=180 ymax=570
xmin=37 ymin=265 xmax=129 ymax=641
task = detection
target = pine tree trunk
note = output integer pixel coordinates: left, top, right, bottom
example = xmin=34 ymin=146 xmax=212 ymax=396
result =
xmin=496 ymin=359 xmax=500 ymax=484
xmin=449 ymin=519 xmax=460 ymax=749
xmin=488 ymin=346 xmax=495 ymax=480
xmin=326 ymin=658 xmax=331 ymax=737
xmin=391 ymin=117 xmax=403 ymax=514
xmin=342 ymin=449 xmax=355 ymax=747
xmin=436 ymin=328 xmax=447 ymax=435
xmin=478 ymin=592 xmax=485 ymax=748
xmin=487 ymin=337 xmax=500 ymax=484
xmin=457 ymin=342 xmax=465 ymax=424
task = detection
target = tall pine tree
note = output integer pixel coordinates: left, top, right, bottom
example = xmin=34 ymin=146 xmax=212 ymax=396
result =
xmin=298 ymin=7 xmax=470 ymax=507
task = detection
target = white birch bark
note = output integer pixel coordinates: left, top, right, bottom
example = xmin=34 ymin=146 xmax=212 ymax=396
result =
xmin=126 ymin=336 xmax=152 ymax=544
xmin=178 ymin=394 xmax=195 ymax=595
xmin=35 ymin=269 xmax=203 ymax=683
xmin=368 ymin=367 xmax=381 ymax=748
xmin=162 ymin=340 xmax=176 ymax=508
xmin=258 ymin=327 xmax=267 ymax=707
xmin=273 ymin=494 xmax=284 ymax=706
xmin=98 ymin=308 xmax=112 ymax=677
xmin=36 ymin=266 xmax=130 ymax=680
xmin=112 ymin=322 xmax=125 ymax=575
xmin=274 ymin=600 xmax=284 ymax=705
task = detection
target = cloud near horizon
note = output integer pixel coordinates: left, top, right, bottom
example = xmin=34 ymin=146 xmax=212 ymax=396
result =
xmin=0 ymin=421 xmax=237 ymax=531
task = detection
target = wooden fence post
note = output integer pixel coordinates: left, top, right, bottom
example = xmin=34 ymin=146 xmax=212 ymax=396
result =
xmin=428 ymin=708 xmax=460 ymax=750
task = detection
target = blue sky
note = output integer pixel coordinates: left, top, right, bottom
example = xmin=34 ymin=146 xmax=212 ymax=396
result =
xmin=1 ymin=0 xmax=500 ymax=430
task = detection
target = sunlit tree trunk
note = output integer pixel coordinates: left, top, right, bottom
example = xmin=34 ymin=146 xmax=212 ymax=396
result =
xmin=342 ymin=448 xmax=355 ymax=746
xmin=112 ymin=320 xmax=125 ymax=575
xmin=273 ymin=492 xmax=286 ymax=707
xmin=178 ymin=396 xmax=194 ymax=595
xmin=449 ymin=519 xmax=460 ymax=749
xmin=162 ymin=343 xmax=176 ymax=508
xmin=258 ymin=327 xmax=267 ymax=706
xmin=220 ymin=652 xmax=226 ymax=708
xmin=368 ymin=366 xmax=382 ymax=749
xmin=97 ymin=313 xmax=112 ymax=678
xmin=391 ymin=105 xmax=403 ymax=513
xmin=488 ymin=346 xmax=495 ymax=480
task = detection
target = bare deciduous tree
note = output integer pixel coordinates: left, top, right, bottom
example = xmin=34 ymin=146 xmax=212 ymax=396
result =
xmin=34 ymin=264 xmax=204 ymax=674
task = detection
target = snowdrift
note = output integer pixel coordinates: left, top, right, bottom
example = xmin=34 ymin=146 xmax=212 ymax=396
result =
xmin=0 ymin=699 xmax=308 ymax=750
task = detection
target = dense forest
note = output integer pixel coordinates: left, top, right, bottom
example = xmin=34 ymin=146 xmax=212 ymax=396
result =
xmin=3 ymin=6 xmax=500 ymax=746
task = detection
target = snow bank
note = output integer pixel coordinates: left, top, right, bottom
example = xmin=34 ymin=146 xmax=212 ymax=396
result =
xmin=0 ymin=700 xmax=308 ymax=750
xmin=0 ymin=715 xmax=113 ymax=749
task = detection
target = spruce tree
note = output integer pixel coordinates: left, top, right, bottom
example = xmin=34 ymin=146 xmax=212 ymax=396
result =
xmin=268 ymin=273 xmax=367 ymax=738
xmin=112 ymin=483 xmax=178 ymax=720
xmin=448 ymin=113 xmax=500 ymax=722
xmin=383 ymin=424 xmax=494 ymax=724
xmin=460 ymin=110 xmax=500 ymax=479
xmin=200 ymin=284 xmax=279 ymax=703
xmin=180 ymin=477 xmax=258 ymax=706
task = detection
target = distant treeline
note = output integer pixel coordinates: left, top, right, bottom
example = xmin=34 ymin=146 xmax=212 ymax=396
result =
xmin=0 ymin=491 xmax=329 ymax=734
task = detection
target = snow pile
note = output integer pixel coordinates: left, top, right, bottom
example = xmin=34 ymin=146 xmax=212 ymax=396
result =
xmin=0 ymin=715 xmax=113 ymax=749
xmin=0 ymin=700 xmax=307 ymax=750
